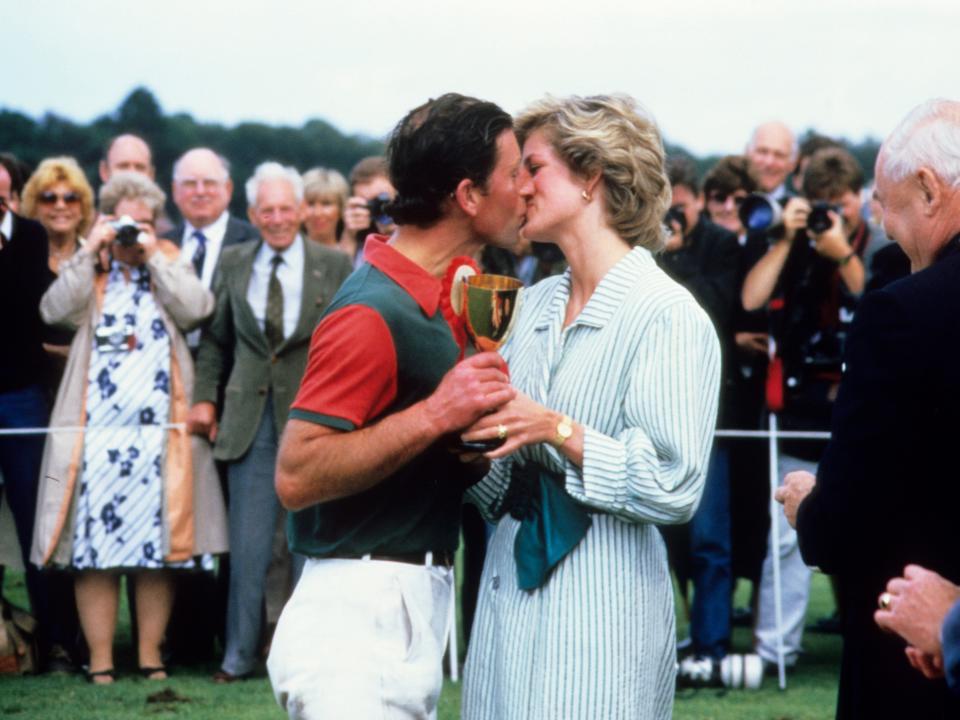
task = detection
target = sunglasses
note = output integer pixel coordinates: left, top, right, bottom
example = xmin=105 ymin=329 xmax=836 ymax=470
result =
xmin=38 ymin=190 xmax=82 ymax=205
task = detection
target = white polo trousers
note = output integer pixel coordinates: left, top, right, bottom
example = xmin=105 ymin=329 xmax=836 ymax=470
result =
xmin=267 ymin=557 xmax=453 ymax=720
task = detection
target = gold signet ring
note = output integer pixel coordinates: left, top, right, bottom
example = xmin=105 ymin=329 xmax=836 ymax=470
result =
xmin=496 ymin=424 xmax=508 ymax=440
xmin=878 ymin=592 xmax=893 ymax=611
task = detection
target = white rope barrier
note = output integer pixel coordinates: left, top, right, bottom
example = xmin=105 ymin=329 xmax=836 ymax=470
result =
xmin=1 ymin=420 xmax=825 ymax=689
xmin=0 ymin=423 xmax=186 ymax=436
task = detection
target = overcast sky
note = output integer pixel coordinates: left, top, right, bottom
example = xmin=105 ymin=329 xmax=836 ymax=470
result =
xmin=4 ymin=0 xmax=958 ymax=156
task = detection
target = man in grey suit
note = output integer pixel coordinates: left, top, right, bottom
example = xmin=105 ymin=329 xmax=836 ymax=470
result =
xmin=189 ymin=162 xmax=351 ymax=682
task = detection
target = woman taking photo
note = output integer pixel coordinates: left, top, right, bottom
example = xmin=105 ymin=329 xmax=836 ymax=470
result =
xmin=31 ymin=172 xmax=228 ymax=683
xmin=461 ymin=95 xmax=721 ymax=719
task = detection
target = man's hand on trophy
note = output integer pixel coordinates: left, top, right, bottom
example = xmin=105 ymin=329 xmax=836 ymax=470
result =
xmin=423 ymin=351 xmax=514 ymax=435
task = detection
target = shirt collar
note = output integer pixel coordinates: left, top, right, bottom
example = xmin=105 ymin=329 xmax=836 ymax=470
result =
xmin=0 ymin=208 xmax=13 ymax=241
xmin=364 ymin=235 xmax=441 ymax=317
xmin=185 ymin=210 xmax=229 ymax=244
xmin=256 ymin=233 xmax=303 ymax=266
xmin=534 ymin=246 xmax=654 ymax=331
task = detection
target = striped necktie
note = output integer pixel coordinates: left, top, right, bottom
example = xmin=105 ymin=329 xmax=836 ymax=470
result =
xmin=191 ymin=229 xmax=207 ymax=279
xmin=264 ymin=254 xmax=284 ymax=349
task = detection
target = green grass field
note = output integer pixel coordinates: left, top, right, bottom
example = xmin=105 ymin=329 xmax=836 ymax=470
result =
xmin=0 ymin=567 xmax=841 ymax=719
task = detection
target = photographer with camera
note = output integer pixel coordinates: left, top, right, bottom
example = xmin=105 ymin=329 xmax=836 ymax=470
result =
xmin=339 ymin=156 xmax=396 ymax=266
xmin=658 ymin=157 xmax=743 ymax=687
xmin=741 ymin=146 xmax=869 ymax=674
xmin=32 ymin=171 xmax=226 ymax=684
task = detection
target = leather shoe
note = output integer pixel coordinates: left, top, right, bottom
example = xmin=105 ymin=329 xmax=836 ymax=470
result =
xmin=212 ymin=669 xmax=249 ymax=684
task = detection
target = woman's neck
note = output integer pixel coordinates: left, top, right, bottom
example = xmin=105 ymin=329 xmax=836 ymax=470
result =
xmin=554 ymin=220 xmax=631 ymax=325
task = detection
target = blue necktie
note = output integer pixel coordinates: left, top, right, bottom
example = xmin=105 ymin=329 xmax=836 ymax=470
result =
xmin=191 ymin=229 xmax=207 ymax=279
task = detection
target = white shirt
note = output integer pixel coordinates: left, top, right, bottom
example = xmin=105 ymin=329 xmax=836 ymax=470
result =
xmin=0 ymin=208 xmax=13 ymax=247
xmin=180 ymin=210 xmax=230 ymax=290
xmin=247 ymin=234 xmax=304 ymax=341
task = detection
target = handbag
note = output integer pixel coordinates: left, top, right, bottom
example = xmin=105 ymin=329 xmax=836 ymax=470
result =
xmin=0 ymin=596 xmax=39 ymax=674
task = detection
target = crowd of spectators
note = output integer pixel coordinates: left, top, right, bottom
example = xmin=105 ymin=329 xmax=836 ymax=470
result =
xmin=0 ymin=114 xmax=914 ymax=698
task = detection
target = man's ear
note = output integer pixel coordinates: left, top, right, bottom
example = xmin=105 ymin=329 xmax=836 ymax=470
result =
xmin=916 ymin=167 xmax=942 ymax=216
xmin=454 ymin=178 xmax=479 ymax=218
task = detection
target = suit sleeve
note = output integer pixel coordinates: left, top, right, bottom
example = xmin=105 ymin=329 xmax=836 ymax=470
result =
xmin=943 ymin=600 xmax=960 ymax=695
xmin=193 ymin=266 xmax=234 ymax=406
xmin=796 ymin=288 xmax=913 ymax=572
xmin=289 ymin=305 xmax=397 ymax=430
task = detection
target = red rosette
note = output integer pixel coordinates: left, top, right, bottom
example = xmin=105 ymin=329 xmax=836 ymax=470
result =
xmin=440 ymin=255 xmax=481 ymax=357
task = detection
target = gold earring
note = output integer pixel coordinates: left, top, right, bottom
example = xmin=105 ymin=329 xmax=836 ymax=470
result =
xmin=581 ymin=190 xmax=591 ymax=202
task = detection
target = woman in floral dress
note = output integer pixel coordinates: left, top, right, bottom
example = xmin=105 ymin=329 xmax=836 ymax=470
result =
xmin=32 ymin=172 xmax=227 ymax=683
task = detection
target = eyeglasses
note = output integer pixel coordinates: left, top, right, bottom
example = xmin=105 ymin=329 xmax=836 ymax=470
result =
xmin=175 ymin=178 xmax=225 ymax=191
xmin=38 ymin=191 xmax=81 ymax=205
xmin=706 ymin=191 xmax=747 ymax=206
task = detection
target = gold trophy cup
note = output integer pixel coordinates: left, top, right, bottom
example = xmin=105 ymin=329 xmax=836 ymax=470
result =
xmin=456 ymin=273 xmax=523 ymax=451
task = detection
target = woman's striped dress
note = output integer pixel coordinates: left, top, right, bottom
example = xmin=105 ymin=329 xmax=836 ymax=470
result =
xmin=464 ymin=247 xmax=721 ymax=720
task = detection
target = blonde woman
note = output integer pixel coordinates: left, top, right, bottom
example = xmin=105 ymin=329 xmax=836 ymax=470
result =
xmin=461 ymin=95 xmax=721 ymax=719
xmin=301 ymin=167 xmax=348 ymax=249
xmin=21 ymin=156 xmax=94 ymax=276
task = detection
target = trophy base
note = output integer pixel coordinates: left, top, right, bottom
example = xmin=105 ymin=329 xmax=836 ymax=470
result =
xmin=458 ymin=437 xmax=506 ymax=453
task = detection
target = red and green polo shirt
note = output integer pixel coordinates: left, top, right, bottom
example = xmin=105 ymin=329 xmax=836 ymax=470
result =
xmin=287 ymin=236 xmax=465 ymax=558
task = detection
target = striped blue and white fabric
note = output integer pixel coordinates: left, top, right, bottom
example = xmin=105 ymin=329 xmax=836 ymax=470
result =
xmin=464 ymin=246 xmax=721 ymax=720
xmin=72 ymin=263 xmax=176 ymax=570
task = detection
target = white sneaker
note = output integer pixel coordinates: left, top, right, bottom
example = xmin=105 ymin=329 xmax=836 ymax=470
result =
xmin=676 ymin=655 xmax=721 ymax=688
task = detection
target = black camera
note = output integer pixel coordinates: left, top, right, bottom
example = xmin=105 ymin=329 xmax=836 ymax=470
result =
xmin=806 ymin=201 xmax=842 ymax=234
xmin=110 ymin=215 xmax=142 ymax=247
xmin=366 ymin=193 xmax=393 ymax=228
xmin=664 ymin=205 xmax=687 ymax=234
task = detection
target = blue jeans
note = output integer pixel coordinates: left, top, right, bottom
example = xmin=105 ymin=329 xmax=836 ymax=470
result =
xmin=0 ymin=385 xmax=52 ymax=642
xmin=689 ymin=443 xmax=732 ymax=660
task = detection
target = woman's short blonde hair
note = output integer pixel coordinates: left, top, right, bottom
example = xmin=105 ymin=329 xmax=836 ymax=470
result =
xmin=21 ymin=156 xmax=95 ymax=237
xmin=302 ymin=167 xmax=349 ymax=213
xmin=516 ymin=94 xmax=670 ymax=250
xmin=98 ymin=171 xmax=167 ymax=222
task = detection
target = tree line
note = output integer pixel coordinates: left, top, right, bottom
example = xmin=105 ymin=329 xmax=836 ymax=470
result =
xmin=1 ymin=87 xmax=881 ymax=220
xmin=0 ymin=87 xmax=385 ymax=219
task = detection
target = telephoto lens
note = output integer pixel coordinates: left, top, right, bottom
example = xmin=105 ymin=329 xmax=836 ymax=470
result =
xmin=738 ymin=193 xmax=783 ymax=233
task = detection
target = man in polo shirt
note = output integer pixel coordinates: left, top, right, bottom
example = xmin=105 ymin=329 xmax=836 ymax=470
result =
xmin=267 ymin=93 xmax=525 ymax=719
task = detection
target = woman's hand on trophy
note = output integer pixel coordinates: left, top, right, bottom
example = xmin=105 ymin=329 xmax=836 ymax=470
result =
xmin=460 ymin=391 xmax=559 ymax=459
xmin=423 ymin=351 xmax=514 ymax=435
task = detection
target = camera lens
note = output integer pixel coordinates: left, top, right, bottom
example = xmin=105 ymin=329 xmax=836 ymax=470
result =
xmin=807 ymin=202 xmax=835 ymax=234
xmin=738 ymin=194 xmax=782 ymax=233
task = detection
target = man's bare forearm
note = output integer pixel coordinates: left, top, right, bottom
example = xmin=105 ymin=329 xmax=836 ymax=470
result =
xmin=275 ymin=401 xmax=444 ymax=510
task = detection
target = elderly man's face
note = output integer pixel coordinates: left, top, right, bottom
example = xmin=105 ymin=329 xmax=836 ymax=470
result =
xmin=873 ymin=156 xmax=924 ymax=268
xmin=248 ymin=179 xmax=303 ymax=251
xmin=747 ymin=124 xmax=795 ymax=193
xmin=173 ymin=150 xmax=233 ymax=229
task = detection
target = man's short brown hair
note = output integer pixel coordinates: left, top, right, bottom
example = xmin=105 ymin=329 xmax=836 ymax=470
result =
xmin=802 ymin=147 xmax=864 ymax=200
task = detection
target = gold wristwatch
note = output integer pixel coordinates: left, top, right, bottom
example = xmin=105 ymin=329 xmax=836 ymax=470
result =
xmin=553 ymin=415 xmax=574 ymax=447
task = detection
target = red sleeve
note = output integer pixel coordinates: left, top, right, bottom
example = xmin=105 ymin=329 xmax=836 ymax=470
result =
xmin=289 ymin=304 xmax=397 ymax=430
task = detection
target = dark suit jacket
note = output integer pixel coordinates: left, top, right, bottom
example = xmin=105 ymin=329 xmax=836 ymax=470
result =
xmin=0 ymin=213 xmax=52 ymax=393
xmin=797 ymin=237 xmax=960 ymax=719
xmin=193 ymin=238 xmax=352 ymax=462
